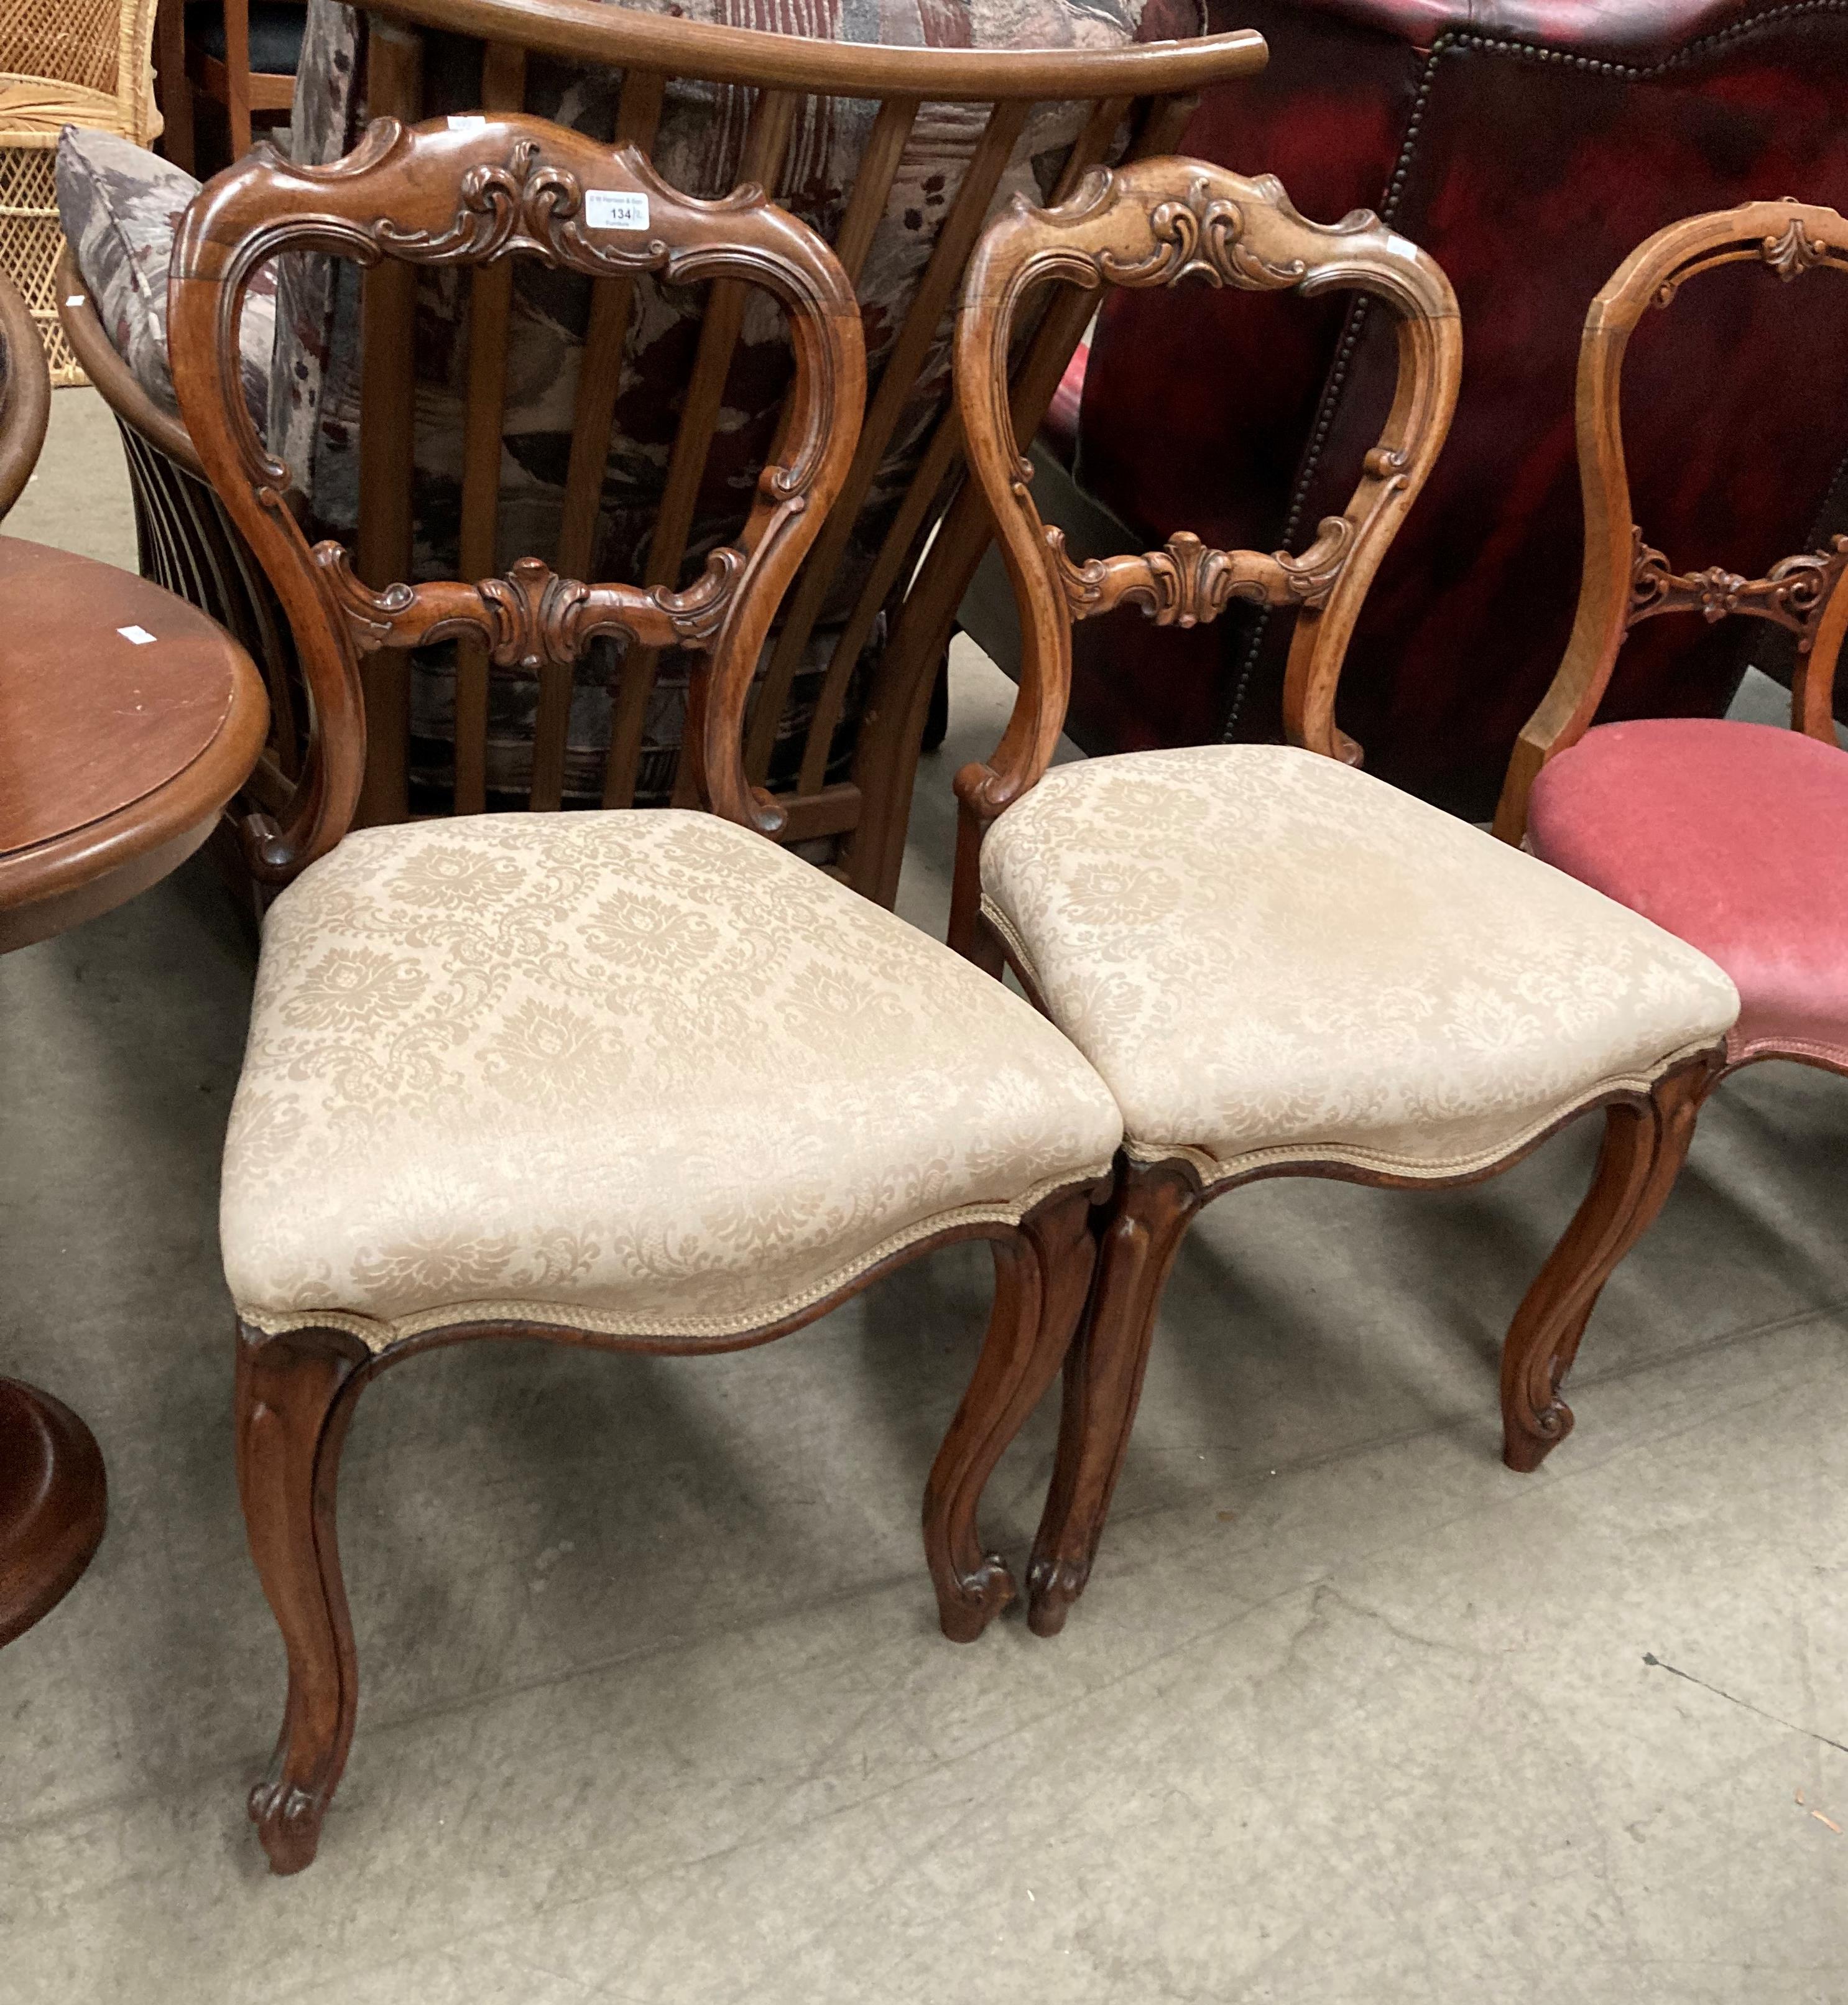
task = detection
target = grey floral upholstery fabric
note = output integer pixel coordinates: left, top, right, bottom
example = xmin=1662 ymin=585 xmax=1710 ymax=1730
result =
xmin=53 ymin=125 xmax=276 ymax=425
xmin=980 ymin=745 xmax=1740 ymax=1181
xmin=221 ymin=808 xmax=1123 ymax=1349
xmin=272 ymin=0 xmax=1200 ymax=809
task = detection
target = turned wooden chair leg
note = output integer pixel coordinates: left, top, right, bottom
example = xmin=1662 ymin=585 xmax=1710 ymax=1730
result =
xmin=1026 ymin=1158 xmax=1201 ymax=1637
xmin=1500 ymin=1052 xmax=1716 ymax=1473
xmin=923 ymin=1184 xmax=1099 ymax=1642
xmin=235 ymin=1322 xmax=373 ymax=1874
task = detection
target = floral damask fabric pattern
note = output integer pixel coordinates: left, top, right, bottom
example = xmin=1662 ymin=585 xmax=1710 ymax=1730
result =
xmin=222 ymin=812 xmax=1121 ymax=1348
xmin=979 ymin=745 xmax=1740 ymax=1178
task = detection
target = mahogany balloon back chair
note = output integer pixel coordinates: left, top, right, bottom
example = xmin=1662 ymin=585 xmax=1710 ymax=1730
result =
xmin=60 ymin=1 xmax=1267 ymax=910
xmin=170 ymin=113 xmax=1124 ymax=1873
xmin=951 ymin=156 xmax=1743 ymax=1636
xmin=1497 ymin=199 xmax=1848 ymax=1101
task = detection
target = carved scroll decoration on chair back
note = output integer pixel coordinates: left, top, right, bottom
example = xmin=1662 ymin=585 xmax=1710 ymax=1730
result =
xmin=1494 ymin=198 xmax=1848 ymax=845
xmin=167 ymin=113 xmax=866 ymax=886
xmin=953 ymin=157 xmax=1460 ymax=835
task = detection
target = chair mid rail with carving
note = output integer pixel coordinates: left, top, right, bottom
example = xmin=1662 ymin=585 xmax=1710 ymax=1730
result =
xmin=949 ymin=157 xmax=1742 ymax=1637
xmin=1496 ymin=199 xmax=1848 ymax=1098
xmin=171 ymin=113 xmax=1126 ymax=1874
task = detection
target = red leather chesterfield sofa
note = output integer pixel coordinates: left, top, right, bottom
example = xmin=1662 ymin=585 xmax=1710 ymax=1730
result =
xmin=966 ymin=1 xmax=1848 ymax=818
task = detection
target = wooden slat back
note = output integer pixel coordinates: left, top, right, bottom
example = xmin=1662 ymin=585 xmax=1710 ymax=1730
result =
xmin=351 ymin=19 xmax=423 ymax=827
xmin=741 ymin=95 xmax=1030 ymax=787
xmin=595 ymin=86 xmax=798 ymax=812
xmin=790 ymin=91 xmax=1134 ymax=798
xmin=841 ymin=88 xmax=1206 ymax=905
xmin=555 ymin=66 xmax=667 ymax=583
xmin=453 ymin=40 xmax=530 ymax=817
xmin=535 ymin=68 xmax=679 ymax=810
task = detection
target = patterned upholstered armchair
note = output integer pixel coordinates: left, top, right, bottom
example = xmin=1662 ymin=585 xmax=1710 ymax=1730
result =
xmin=57 ymin=0 xmax=1264 ymax=905
xmin=962 ymin=0 xmax=1848 ymax=818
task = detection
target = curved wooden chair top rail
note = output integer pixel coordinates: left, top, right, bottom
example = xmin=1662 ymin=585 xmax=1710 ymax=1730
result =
xmin=168 ymin=113 xmax=867 ymax=886
xmin=953 ymin=157 xmax=1460 ymax=827
xmin=0 ymin=265 xmax=49 ymax=521
xmin=367 ymin=0 xmax=1265 ymax=101
xmin=1494 ymin=197 xmax=1848 ymax=845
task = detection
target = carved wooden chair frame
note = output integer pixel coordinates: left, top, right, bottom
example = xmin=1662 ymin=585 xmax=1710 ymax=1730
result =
xmin=170 ymin=114 xmax=1109 ymax=1874
xmin=1494 ymin=197 xmax=1848 ymax=866
xmin=951 ymin=158 xmax=1724 ymax=1637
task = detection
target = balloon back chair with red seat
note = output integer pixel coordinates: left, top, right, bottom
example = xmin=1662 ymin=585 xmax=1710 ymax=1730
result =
xmin=950 ymin=155 xmax=1745 ymax=1638
xmin=1496 ymin=200 xmax=1848 ymax=1101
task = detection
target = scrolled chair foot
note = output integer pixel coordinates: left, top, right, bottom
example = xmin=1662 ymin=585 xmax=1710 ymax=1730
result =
xmin=248 ymin=1769 xmax=333 ymax=1876
xmin=1501 ymin=1388 xmax=1574 ymax=1475
xmin=935 ymin=1554 xmax=1019 ymax=1643
xmin=1025 ymin=1554 xmax=1089 ymax=1637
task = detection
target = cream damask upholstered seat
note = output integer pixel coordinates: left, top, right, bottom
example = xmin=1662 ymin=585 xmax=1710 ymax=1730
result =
xmin=980 ymin=744 xmax=1739 ymax=1178
xmin=223 ymin=810 xmax=1122 ymax=1348
xmin=948 ymin=158 xmax=1745 ymax=1641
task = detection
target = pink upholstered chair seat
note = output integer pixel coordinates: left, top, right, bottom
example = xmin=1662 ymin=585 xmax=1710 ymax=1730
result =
xmin=1527 ymin=716 xmax=1848 ymax=1070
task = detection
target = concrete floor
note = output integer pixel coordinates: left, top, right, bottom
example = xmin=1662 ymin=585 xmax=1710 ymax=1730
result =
xmin=3 ymin=392 xmax=1846 ymax=2003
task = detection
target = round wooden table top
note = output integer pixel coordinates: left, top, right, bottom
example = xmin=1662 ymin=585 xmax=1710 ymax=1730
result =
xmin=1 ymin=536 xmax=268 ymax=1647
xmin=0 ymin=536 xmax=270 ymax=953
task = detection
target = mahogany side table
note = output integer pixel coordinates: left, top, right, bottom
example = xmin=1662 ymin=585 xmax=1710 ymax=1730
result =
xmin=1 ymin=535 xmax=267 ymax=1646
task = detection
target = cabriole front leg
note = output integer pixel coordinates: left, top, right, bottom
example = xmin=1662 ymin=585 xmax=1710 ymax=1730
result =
xmin=235 ymin=1320 xmax=372 ymax=1874
xmin=923 ymin=1185 xmax=1098 ymax=1642
xmin=1499 ymin=1053 xmax=1716 ymax=1473
xmin=1027 ymin=1157 xmax=1202 ymax=1637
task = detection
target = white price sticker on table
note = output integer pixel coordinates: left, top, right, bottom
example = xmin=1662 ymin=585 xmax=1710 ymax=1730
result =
xmin=584 ymin=190 xmax=650 ymax=231
xmin=117 ymin=625 xmax=157 ymax=646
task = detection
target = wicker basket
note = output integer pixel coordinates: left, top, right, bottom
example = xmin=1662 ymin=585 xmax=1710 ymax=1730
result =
xmin=0 ymin=0 xmax=159 ymax=384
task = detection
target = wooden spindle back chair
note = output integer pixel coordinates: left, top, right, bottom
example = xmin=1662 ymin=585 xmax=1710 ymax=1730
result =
xmin=62 ymin=2 xmax=1267 ymax=908
xmin=166 ymin=111 xmax=866 ymax=882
